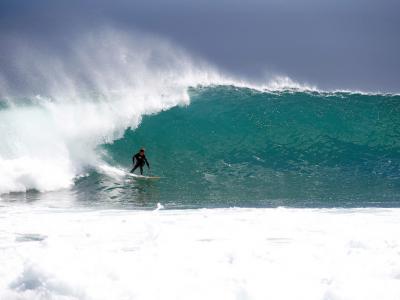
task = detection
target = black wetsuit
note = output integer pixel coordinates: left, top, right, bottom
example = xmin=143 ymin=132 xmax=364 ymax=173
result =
xmin=130 ymin=153 xmax=150 ymax=175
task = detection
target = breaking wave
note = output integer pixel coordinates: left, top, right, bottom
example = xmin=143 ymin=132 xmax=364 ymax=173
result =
xmin=1 ymin=29 xmax=399 ymax=208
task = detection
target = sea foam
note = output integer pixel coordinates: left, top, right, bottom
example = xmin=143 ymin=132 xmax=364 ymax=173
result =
xmin=1 ymin=207 xmax=400 ymax=300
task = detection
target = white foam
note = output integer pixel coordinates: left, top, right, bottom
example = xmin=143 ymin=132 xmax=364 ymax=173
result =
xmin=0 ymin=207 xmax=400 ymax=300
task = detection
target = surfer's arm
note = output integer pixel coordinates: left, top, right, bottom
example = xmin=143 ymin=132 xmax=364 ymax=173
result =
xmin=132 ymin=155 xmax=136 ymax=164
xmin=145 ymin=157 xmax=150 ymax=168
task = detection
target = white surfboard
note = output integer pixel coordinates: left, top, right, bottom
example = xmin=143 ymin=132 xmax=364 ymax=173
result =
xmin=126 ymin=173 xmax=161 ymax=180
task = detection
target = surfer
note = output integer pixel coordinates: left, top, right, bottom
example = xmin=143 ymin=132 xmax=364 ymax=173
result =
xmin=130 ymin=148 xmax=150 ymax=175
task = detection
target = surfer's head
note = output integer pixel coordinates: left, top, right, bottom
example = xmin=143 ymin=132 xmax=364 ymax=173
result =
xmin=140 ymin=148 xmax=145 ymax=153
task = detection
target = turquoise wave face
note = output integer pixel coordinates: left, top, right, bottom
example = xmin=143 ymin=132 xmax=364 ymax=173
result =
xmin=77 ymin=86 xmax=400 ymax=208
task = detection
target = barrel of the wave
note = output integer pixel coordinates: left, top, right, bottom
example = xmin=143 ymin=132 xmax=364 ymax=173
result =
xmin=103 ymin=86 xmax=400 ymax=207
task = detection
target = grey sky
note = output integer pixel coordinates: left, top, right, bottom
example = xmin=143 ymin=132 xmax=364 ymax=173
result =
xmin=1 ymin=0 xmax=399 ymax=92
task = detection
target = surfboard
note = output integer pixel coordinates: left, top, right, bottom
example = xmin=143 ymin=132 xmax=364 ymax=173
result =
xmin=135 ymin=176 xmax=161 ymax=180
xmin=126 ymin=173 xmax=161 ymax=180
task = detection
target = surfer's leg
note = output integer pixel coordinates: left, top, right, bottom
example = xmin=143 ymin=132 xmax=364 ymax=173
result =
xmin=130 ymin=163 xmax=140 ymax=173
xmin=139 ymin=165 xmax=143 ymax=175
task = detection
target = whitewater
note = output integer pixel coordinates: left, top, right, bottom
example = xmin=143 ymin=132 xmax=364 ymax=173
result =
xmin=1 ymin=29 xmax=400 ymax=299
xmin=0 ymin=206 xmax=399 ymax=300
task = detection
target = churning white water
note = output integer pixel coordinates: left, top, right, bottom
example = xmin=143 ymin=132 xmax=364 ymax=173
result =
xmin=1 ymin=206 xmax=399 ymax=300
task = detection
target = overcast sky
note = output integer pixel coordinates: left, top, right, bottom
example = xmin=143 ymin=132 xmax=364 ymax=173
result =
xmin=1 ymin=0 xmax=399 ymax=92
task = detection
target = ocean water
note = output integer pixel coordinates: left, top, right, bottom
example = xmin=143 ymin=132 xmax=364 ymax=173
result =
xmin=1 ymin=31 xmax=400 ymax=299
